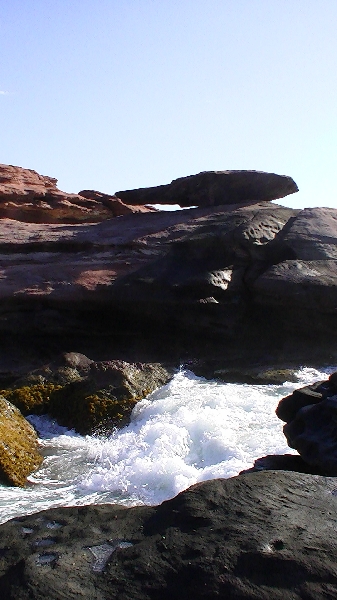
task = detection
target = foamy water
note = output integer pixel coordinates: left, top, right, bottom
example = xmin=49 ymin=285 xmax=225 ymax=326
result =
xmin=0 ymin=367 xmax=334 ymax=524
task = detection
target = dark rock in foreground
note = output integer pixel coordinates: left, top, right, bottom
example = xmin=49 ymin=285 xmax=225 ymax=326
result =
xmin=1 ymin=471 xmax=337 ymax=599
xmin=116 ymin=170 xmax=298 ymax=207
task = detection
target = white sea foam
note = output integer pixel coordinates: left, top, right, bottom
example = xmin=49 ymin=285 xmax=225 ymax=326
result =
xmin=0 ymin=366 xmax=335 ymax=524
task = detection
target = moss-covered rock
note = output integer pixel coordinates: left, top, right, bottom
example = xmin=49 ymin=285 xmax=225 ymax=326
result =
xmin=48 ymin=360 xmax=172 ymax=434
xmin=0 ymin=383 xmax=62 ymax=415
xmin=0 ymin=396 xmax=43 ymax=486
xmin=0 ymin=353 xmax=92 ymax=416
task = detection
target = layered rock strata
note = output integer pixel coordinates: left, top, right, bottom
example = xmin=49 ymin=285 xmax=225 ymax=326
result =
xmin=0 ymin=164 xmax=155 ymax=223
xmin=1 ymin=201 xmax=337 ymax=372
xmin=0 ymin=164 xmax=336 ymax=375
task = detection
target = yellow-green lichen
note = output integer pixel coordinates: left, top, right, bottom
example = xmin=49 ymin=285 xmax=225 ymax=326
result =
xmin=0 ymin=397 xmax=43 ymax=486
xmin=49 ymin=387 xmax=139 ymax=435
xmin=0 ymin=383 xmax=62 ymax=415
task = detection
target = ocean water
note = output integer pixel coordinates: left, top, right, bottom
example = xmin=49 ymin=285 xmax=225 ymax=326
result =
xmin=0 ymin=367 xmax=334 ymax=525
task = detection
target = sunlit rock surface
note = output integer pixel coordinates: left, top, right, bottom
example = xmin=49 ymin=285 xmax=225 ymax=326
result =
xmin=0 ymin=164 xmax=155 ymax=223
xmin=0 ymin=397 xmax=43 ymax=486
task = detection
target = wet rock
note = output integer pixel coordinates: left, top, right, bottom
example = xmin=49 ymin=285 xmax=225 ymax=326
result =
xmin=276 ymin=373 xmax=337 ymax=423
xmin=0 ymin=396 xmax=43 ymax=486
xmin=0 ymin=356 xmax=172 ymax=433
xmin=0 ymin=353 xmax=93 ymax=416
xmin=16 ymin=352 xmax=94 ymax=387
xmin=276 ymin=372 xmax=337 ymax=474
xmin=195 ymin=365 xmax=301 ymax=384
xmin=240 ymin=453 xmax=325 ymax=475
xmin=0 ymin=383 xmax=62 ymax=415
xmin=116 ymin=170 xmax=298 ymax=207
xmin=48 ymin=360 xmax=172 ymax=434
xmin=283 ymin=397 xmax=337 ymax=475
xmin=1 ymin=472 xmax=337 ymax=598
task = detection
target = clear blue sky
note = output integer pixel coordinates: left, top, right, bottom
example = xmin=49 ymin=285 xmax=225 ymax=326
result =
xmin=1 ymin=0 xmax=336 ymax=209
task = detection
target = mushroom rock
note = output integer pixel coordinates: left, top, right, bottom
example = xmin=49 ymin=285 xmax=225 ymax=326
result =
xmin=115 ymin=170 xmax=298 ymax=208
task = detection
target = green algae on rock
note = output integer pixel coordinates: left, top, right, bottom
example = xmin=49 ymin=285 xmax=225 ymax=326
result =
xmin=0 ymin=396 xmax=43 ymax=486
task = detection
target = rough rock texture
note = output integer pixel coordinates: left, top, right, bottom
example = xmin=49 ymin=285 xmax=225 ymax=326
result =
xmin=0 ymin=397 xmax=43 ymax=486
xmin=276 ymin=372 xmax=337 ymax=475
xmin=0 ymin=164 xmax=155 ymax=223
xmin=0 ymin=356 xmax=171 ymax=434
xmin=1 ymin=472 xmax=337 ymax=599
xmin=78 ymin=189 xmax=155 ymax=217
xmin=1 ymin=195 xmax=337 ymax=375
xmin=116 ymin=170 xmax=298 ymax=207
xmin=0 ymin=353 xmax=93 ymax=414
xmin=252 ymin=207 xmax=337 ymax=314
xmin=240 ymin=453 xmax=326 ymax=475
xmin=47 ymin=360 xmax=172 ymax=434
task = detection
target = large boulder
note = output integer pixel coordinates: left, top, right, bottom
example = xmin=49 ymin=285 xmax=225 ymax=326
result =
xmin=0 ymin=356 xmax=171 ymax=434
xmin=0 ymin=353 xmax=93 ymax=415
xmin=0 ymin=396 xmax=43 ymax=486
xmin=0 ymin=164 xmax=155 ymax=223
xmin=116 ymin=170 xmax=298 ymax=207
xmin=276 ymin=372 xmax=337 ymax=474
xmin=1 ymin=471 xmax=337 ymax=598
xmin=47 ymin=360 xmax=172 ymax=434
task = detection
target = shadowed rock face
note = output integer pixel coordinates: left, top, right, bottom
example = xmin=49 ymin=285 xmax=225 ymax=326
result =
xmin=1 ymin=197 xmax=337 ymax=375
xmin=1 ymin=471 xmax=337 ymax=599
xmin=276 ymin=372 xmax=337 ymax=475
xmin=116 ymin=170 xmax=299 ymax=207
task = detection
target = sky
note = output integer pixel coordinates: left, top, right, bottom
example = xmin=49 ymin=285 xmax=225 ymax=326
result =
xmin=1 ymin=0 xmax=337 ymax=209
